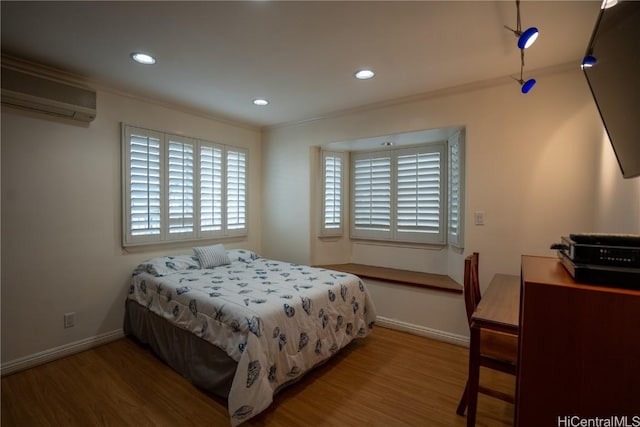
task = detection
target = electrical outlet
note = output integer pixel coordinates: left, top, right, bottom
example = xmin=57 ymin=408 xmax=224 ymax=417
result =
xmin=64 ymin=312 xmax=75 ymax=328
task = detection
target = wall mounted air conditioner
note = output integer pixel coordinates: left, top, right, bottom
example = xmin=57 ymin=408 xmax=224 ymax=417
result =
xmin=1 ymin=66 xmax=96 ymax=122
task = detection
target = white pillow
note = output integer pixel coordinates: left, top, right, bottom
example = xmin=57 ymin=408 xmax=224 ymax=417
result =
xmin=193 ymin=244 xmax=231 ymax=268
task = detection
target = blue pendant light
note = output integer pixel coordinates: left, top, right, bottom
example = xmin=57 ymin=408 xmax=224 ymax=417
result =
xmin=518 ymin=27 xmax=539 ymax=49
xmin=581 ymin=55 xmax=598 ymax=69
xmin=521 ymin=78 xmax=536 ymax=94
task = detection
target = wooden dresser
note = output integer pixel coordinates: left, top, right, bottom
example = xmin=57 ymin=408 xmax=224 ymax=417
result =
xmin=516 ymin=256 xmax=640 ymax=426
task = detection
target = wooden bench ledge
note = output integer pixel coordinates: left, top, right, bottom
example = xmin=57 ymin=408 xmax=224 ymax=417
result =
xmin=314 ymin=263 xmax=462 ymax=294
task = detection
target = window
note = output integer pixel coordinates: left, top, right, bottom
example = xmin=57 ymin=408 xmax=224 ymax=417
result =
xmin=447 ymin=130 xmax=465 ymax=247
xmin=123 ymin=125 xmax=247 ymax=246
xmin=320 ymin=151 xmax=345 ymax=236
xmin=351 ymin=142 xmax=446 ymax=244
xmin=320 ymin=128 xmax=465 ymax=248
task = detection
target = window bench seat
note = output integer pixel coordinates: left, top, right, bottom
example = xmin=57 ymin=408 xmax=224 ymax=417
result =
xmin=314 ymin=263 xmax=462 ymax=294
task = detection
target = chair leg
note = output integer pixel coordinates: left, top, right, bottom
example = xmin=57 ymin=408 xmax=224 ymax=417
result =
xmin=456 ymin=381 xmax=469 ymax=415
xmin=466 ymin=325 xmax=481 ymax=427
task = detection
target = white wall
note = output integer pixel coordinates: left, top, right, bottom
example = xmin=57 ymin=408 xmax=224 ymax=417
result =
xmin=594 ymin=129 xmax=640 ymax=233
xmin=1 ymin=89 xmax=261 ymax=364
xmin=262 ymin=67 xmax=640 ymax=339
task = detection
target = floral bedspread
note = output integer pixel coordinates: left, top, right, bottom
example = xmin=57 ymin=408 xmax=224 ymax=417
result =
xmin=127 ymin=251 xmax=377 ymax=425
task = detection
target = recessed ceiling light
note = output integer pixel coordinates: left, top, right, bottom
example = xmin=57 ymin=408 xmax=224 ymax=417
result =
xmin=253 ymin=99 xmax=269 ymax=106
xmin=354 ymin=69 xmax=375 ymax=80
xmin=131 ymin=52 xmax=156 ymax=65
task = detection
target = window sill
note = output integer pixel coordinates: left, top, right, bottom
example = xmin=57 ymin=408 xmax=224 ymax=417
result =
xmin=314 ymin=263 xmax=462 ymax=294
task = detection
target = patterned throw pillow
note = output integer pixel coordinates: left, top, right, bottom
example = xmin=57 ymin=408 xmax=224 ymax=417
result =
xmin=135 ymin=255 xmax=201 ymax=277
xmin=193 ymin=243 xmax=231 ymax=268
xmin=226 ymin=248 xmax=260 ymax=263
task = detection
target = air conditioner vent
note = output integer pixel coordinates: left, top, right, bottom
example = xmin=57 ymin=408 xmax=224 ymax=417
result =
xmin=1 ymin=66 xmax=96 ymax=122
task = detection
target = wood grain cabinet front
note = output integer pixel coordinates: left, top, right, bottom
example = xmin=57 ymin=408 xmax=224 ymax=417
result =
xmin=516 ymin=256 xmax=640 ymax=427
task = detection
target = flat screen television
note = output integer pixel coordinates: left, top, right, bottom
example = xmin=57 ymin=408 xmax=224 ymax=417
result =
xmin=583 ymin=0 xmax=640 ymax=179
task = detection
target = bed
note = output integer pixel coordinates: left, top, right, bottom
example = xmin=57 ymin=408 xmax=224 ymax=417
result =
xmin=124 ymin=245 xmax=377 ymax=426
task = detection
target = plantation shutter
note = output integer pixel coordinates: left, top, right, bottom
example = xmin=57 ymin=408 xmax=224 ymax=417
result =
xmin=122 ymin=124 xmax=248 ymax=246
xmin=352 ymin=153 xmax=392 ymax=239
xmin=226 ymin=148 xmax=247 ymax=232
xmin=396 ymin=146 xmax=445 ymax=242
xmin=199 ymin=142 xmax=223 ymax=235
xmin=448 ymin=130 xmax=465 ymax=247
xmin=321 ymin=151 xmax=344 ymax=235
xmin=126 ymin=128 xmax=162 ymax=243
xmin=349 ymin=141 xmax=448 ymax=244
xmin=166 ymin=136 xmax=195 ymax=238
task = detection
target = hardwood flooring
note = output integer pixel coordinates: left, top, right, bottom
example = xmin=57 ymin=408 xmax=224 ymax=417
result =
xmin=1 ymin=327 xmax=514 ymax=426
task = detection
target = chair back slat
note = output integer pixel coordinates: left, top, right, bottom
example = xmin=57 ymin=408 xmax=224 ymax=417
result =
xmin=463 ymin=252 xmax=481 ymax=324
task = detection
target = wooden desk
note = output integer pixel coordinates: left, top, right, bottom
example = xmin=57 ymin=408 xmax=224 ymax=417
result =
xmin=466 ymin=273 xmax=520 ymax=427
xmin=472 ymin=273 xmax=520 ymax=334
xmin=516 ymin=256 xmax=640 ymax=427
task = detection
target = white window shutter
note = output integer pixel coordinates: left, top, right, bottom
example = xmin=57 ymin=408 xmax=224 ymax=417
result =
xmin=166 ymin=136 xmax=195 ymax=238
xmin=226 ymin=148 xmax=247 ymax=233
xmin=199 ymin=142 xmax=223 ymax=235
xmin=324 ymin=155 xmax=342 ymax=229
xmin=126 ymin=127 xmax=163 ymax=243
xmin=396 ymin=146 xmax=445 ymax=243
xmin=122 ymin=124 xmax=249 ymax=247
xmin=349 ymin=141 xmax=448 ymax=245
xmin=352 ymin=153 xmax=392 ymax=239
xmin=448 ymin=130 xmax=465 ymax=248
xmin=321 ymin=151 xmax=344 ymax=235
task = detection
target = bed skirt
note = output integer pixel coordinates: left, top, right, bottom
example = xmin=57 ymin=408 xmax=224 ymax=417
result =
xmin=123 ymin=299 xmax=237 ymax=399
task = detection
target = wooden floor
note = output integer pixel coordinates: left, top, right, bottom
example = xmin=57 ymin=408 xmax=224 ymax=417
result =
xmin=1 ymin=327 xmax=515 ymax=427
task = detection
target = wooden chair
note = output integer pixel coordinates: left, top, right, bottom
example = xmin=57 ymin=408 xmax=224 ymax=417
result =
xmin=456 ymin=252 xmax=518 ymax=425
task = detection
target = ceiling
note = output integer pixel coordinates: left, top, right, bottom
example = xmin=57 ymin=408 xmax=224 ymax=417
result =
xmin=1 ymin=1 xmax=602 ymax=128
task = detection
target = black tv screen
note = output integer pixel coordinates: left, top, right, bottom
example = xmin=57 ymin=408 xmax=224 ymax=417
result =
xmin=583 ymin=0 xmax=640 ymax=179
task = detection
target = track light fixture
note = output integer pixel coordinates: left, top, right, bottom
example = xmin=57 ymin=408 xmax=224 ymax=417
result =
xmin=513 ymin=50 xmax=536 ymax=94
xmin=504 ymin=0 xmax=539 ymax=49
xmin=505 ymin=0 xmax=539 ymax=94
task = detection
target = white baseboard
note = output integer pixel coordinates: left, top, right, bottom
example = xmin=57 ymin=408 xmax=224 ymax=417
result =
xmin=1 ymin=329 xmax=125 ymax=377
xmin=375 ymin=316 xmax=469 ymax=348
